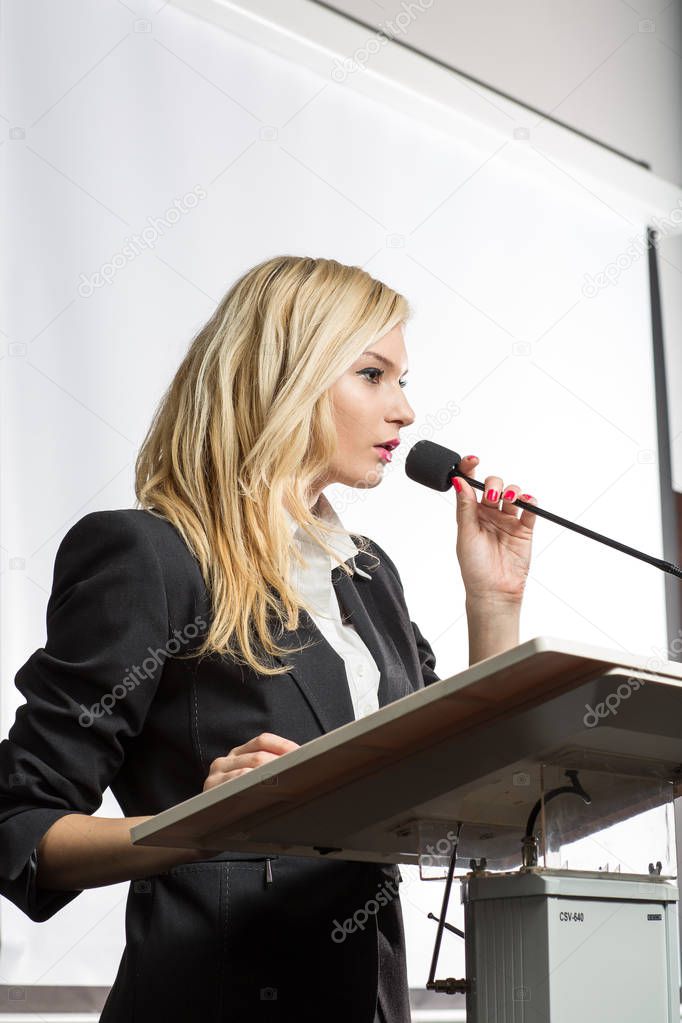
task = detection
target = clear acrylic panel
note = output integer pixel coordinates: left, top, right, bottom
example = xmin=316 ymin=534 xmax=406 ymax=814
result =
xmin=537 ymin=758 xmax=677 ymax=877
xmin=413 ymin=753 xmax=677 ymax=880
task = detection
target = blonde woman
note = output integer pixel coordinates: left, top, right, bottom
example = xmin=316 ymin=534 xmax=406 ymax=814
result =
xmin=0 ymin=255 xmax=537 ymax=1022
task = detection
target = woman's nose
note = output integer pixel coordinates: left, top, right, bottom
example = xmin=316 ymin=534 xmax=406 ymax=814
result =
xmin=398 ymin=395 xmax=416 ymax=428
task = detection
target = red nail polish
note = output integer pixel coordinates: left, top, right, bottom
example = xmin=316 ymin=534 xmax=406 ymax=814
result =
xmin=520 ymin=493 xmax=532 ymax=501
xmin=454 ymin=477 xmax=462 ymax=493
xmin=486 ymin=488 xmax=499 ymax=502
xmin=465 ymin=455 xmax=477 ymax=460
xmin=502 ymin=489 xmax=515 ymax=500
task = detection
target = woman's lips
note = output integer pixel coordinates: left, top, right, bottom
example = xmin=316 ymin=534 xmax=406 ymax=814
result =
xmin=374 ymin=446 xmax=392 ymax=463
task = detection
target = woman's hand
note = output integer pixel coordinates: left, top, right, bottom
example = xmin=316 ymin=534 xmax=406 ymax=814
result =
xmin=202 ymin=732 xmax=300 ymax=793
xmin=453 ymin=455 xmax=538 ymax=606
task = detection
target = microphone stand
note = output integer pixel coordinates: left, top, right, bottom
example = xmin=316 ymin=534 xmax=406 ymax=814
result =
xmin=450 ymin=467 xmax=682 ymax=579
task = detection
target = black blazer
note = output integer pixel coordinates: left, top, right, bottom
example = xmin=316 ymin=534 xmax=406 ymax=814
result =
xmin=0 ymin=509 xmax=440 ymax=1023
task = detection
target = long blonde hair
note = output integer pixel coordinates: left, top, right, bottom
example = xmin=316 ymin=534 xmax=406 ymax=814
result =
xmin=134 ymin=255 xmax=410 ymax=676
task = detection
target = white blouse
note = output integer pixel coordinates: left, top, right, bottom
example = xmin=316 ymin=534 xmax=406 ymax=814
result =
xmin=284 ymin=493 xmax=381 ymax=720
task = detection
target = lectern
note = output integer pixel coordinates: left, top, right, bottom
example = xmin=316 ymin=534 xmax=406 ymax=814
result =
xmin=131 ymin=636 xmax=682 ymax=1021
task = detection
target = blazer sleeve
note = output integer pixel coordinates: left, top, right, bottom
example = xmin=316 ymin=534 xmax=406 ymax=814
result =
xmin=0 ymin=510 xmax=170 ymax=922
xmin=368 ymin=538 xmax=440 ymax=687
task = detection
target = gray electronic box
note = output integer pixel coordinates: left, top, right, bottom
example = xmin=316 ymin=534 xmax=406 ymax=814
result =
xmin=461 ymin=869 xmax=680 ymax=1022
xmin=421 ymin=759 xmax=681 ymax=1020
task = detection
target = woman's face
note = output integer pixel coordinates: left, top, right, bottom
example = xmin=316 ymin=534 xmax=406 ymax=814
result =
xmin=315 ymin=322 xmax=416 ymax=500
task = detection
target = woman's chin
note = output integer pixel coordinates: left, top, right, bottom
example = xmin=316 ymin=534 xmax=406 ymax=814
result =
xmin=358 ymin=467 xmax=384 ymax=488
xmin=334 ymin=459 xmax=386 ymax=489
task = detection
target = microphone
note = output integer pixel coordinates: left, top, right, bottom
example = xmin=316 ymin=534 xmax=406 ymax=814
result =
xmin=404 ymin=439 xmax=682 ymax=579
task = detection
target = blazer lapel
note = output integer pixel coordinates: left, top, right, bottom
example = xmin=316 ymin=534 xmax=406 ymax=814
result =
xmin=270 ymin=607 xmax=356 ymax=734
xmin=270 ymin=560 xmax=412 ymax=735
xmin=332 ymin=565 xmax=413 ymax=709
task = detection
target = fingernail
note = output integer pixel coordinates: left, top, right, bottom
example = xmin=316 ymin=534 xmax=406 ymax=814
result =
xmin=454 ymin=477 xmax=462 ymax=493
xmin=502 ymin=489 xmax=515 ymax=500
xmin=465 ymin=455 xmax=478 ymax=460
xmin=520 ymin=493 xmax=532 ymax=501
xmin=486 ymin=488 xmax=499 ymax=502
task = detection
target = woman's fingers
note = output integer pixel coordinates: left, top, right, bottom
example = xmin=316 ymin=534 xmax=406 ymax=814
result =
xmin=500 ymin=486 xmax=539 ymax=525
xmin=482 ymin=475 xmax=503 ymax=506
xmin=204 ymin=733 xmax=300 ymax=791
xmin=204 ymin=752 xmax=280 ymax=791
xmin=454 ymin=455 xmax=478 ymax=492
xmin=458 ymin=458 xmax=535 ymax=523
xmin=518 ymin=492 xmax=539 ymax=528
xmin=237 ymin=732 xmax=300 ymax=755
xmin=459 ymin=455 xmax=478 ymax=477
xmin=500 ymin=483 xmax=520 ymax=514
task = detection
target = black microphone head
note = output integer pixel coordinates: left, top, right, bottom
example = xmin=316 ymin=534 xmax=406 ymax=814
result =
xmin=404 ymin=439 xmax=462 ymax=492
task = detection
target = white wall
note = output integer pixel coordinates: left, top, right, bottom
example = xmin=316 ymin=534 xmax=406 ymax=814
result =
xmin=323 ymin=0 xmax=682 ymax=493
xmin=323 ymin=0 xmax=682 ymax=186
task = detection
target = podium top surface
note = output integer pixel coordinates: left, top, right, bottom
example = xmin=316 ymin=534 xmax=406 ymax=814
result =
xmin=130 ymin=635 xmax=682 ymax=867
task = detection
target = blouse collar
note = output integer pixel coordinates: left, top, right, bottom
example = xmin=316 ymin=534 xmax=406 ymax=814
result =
xmin=284 ymin=492 xmax=372 ymax=581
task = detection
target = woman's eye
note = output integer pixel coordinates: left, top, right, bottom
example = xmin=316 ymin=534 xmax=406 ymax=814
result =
xmin=358 ymin=368 xmax=408 ymax=388
xmin=359 ymin=368 xmax=383 ymax=384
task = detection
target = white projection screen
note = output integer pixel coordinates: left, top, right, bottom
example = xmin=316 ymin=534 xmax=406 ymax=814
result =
xmin=2 ymin=0 xmax=682 ymax=1016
